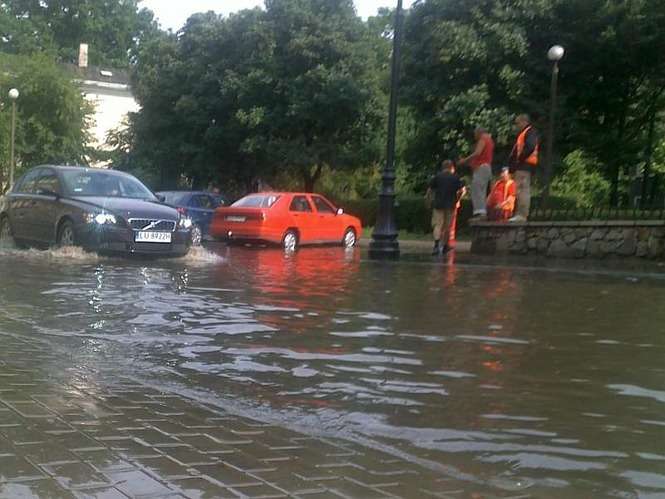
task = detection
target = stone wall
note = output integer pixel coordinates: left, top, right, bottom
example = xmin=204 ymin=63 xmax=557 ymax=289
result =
xmin=471 ymin=221 xmax=665 ymax=259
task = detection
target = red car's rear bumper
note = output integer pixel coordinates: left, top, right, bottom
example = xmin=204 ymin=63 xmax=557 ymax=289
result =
xmin=210 ymin=221 xmax=283 ymax=244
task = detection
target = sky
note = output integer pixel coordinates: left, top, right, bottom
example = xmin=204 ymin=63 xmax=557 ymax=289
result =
xmin=140 ymin=0 xmax=415 ymax=31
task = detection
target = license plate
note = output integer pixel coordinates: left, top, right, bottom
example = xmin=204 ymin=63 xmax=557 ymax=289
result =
xmin=135 ymin=231 xmax=172 ymax=243
xmin=225 ymin=216 xmax=246 ymax=222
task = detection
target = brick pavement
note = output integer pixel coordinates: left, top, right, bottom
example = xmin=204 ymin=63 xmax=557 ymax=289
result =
xmin=0 ymin=328 xmax=519 ymax=499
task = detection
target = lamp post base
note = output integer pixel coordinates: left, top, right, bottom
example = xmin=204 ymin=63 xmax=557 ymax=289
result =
xmin=369 ymin=235 xmax=400 ymax=259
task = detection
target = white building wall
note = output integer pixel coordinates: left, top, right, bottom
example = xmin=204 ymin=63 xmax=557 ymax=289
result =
xmin=80 ymin=81 xmax=140 ymax=165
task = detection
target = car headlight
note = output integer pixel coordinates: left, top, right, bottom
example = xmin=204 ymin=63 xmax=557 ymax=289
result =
xmin=85 ymin=212 xmax=117 ymax=225
xmin=178 ymin=217 xmax=193 ymax=229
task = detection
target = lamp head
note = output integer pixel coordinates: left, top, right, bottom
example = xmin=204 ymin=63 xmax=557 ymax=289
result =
xmin=8 ymin=88 xmax=19 ymax=100
xmin=547 ymin=45 xmax=565 ymax=62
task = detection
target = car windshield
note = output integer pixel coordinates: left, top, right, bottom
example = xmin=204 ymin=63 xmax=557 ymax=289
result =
xmin=62 ymin=170 xmax=156 ymax=200
xmin=232 ymin=194 xmax=280 ymax=208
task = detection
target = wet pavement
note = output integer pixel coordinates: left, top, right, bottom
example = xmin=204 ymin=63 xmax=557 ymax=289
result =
xmin=1 ymin=243 xmax=665 ymax=498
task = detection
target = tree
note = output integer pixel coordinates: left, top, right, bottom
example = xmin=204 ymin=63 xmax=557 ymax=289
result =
xmin=401 ymin=0 xmax=532 ymax=172
xmin=1 ymin=0 xmax=160 ymax=67
xmin=550 ymin=150 xmax=610 ymax=208
xmin=400 ymin=0 xmax=665 ymax=206
xmin=127 ymin=11 xmax=273 ymax=191
xmin=0 ymin=53 xmax=93 ymax=191
xmin=124 ymin=0 xmax=384 ymax=192
xmin=256 ymin=0 xmax=383 ymax=191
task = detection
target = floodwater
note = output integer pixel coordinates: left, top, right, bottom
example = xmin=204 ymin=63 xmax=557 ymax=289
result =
xmin=1 ymin=242 xmax=665 ymax=497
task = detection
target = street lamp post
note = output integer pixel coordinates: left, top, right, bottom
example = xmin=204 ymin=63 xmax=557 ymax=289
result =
xmin=369 ymin=0 xmax=403 ymax=259
xmin=541 ymin=45 xmax=564 ymax=205
xmin=8 ymin=88 xmax=20 ymax=189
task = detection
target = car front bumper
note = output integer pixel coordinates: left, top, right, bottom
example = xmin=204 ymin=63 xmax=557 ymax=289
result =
xmin=77 ymin=224 xmax=191 ymax=257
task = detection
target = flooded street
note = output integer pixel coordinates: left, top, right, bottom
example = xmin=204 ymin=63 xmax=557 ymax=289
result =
xmin=1 ymin=244 xmax=665 ymax=498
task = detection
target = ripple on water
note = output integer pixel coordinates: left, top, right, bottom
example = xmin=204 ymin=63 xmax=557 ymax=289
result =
xmin=4 ymin=245 xmax=665 ymax=498
xmin=0 ymin=245 xmax=99 ymax=262
xmin=178 ymin=246 xmax=225 ymax=265
xmin=608 ymin=384 xmax=665 ymax=403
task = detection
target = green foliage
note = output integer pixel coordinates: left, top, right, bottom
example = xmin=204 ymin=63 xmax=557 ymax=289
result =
xmin=0 ymin=53 xmax=92 ymax=190
xmin=1 ymin=0 xmax=159 ymax=67
xmin=343 ymin=197 xmax=474 ymax=234
xmin=400 ymin=0 xmax=665 ymax=205
xmin=401 ymin=0 xmax=530 ymax=170
xmin=126 ymin=1 xmax=384 ymax=191
xmin=550 ymin=150 xmax=611 ymax=208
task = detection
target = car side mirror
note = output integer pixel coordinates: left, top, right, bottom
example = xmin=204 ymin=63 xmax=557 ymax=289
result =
xmin=336 ymin=208 xmax=344 ymax=216
xmin=156 ymin=194 xmax=166 ymax=203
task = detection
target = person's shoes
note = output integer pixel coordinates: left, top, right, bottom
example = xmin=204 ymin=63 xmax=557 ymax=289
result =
xmin=432 ymin=241 xmax=440 ymax=255
xmin=508 ymin=215 xmax=527 ymax=223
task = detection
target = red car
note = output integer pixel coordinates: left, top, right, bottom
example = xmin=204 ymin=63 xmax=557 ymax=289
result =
xmin=210 ymin=192 xmax=362 ymax=251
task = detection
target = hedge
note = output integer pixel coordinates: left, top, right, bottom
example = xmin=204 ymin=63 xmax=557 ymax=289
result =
xmin=339 ymin=195 xmax=575 ymax=234
xmin=340 ymin=197 xmax=472 ymax=234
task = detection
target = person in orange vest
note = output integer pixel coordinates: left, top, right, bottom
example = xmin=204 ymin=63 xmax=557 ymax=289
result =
xmin=487 ymin=167 xmax=516 ymax=221
xmin=459 ymin=126 xmax=495 ymax=221
xmin=508 ymin=114 xmax=539 ymax=222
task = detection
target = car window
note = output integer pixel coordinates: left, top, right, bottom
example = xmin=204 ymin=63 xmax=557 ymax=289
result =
xmin=312 ymin=196 xmax=336 ymax=214
xmin=14 ymin=170 xmax=41 ymax=194
xmin=194 ymin=195 xmax=214 ymax=209
xmin=233 ymin=195 xmax=280 ymax=208
xmin=290 ymin=196 xmax=312 ymax=212
xmin=159 ymin=192 xmax=188 ymax=205
xmin=35 ymin=170 xmax=60 ymax=195
xmin=212 ymin=195 xmax=225 ymax=207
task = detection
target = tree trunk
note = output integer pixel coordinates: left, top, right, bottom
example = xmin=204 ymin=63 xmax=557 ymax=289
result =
xmin=303 ymin=164 xmax=322 ymax=192
xmin=641 ymin=88 xmax=664 ymax=209
xmin=641 ymin=105 xmax=657 ymax=209
xmin=610 ymin=98 xmax=629 ymax=207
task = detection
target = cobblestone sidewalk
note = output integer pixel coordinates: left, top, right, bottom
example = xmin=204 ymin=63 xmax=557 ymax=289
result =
xmin=0 ymin=328 xmax=504 ymax=499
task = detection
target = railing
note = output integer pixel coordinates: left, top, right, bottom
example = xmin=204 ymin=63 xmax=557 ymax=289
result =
xmin=528 ymin=205 xmax=665 ymax=222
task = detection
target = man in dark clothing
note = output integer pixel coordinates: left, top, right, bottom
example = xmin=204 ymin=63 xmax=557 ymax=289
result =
xmin=508 ymin=114 xmax=540 ymax=222
xmin=426 ymin=160 xmax=466 ymax=255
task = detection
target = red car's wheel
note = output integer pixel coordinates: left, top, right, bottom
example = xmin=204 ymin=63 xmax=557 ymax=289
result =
xmin=282 ymin=230 xmax=299 ymax=252
xmin=342 ymin=228 xmax=357 ymax=248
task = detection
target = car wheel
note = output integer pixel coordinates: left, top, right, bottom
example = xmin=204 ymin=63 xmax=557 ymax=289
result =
xmin=342 ymin=228 xmax=357 ymax=248
xmin=282 ymin=230 xmax=298 ymax=252
xmin=0 ymin=216 xmax=14 ymax=247
xmin=57 ymin=220 xmax=77 ymax=247
xmin=190 ymin=224 xmax=203 ymax=246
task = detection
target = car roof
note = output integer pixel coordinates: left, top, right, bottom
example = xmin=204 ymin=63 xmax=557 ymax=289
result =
xmin=245 ymin=192 xmax=326 ymax=197
xmin=156 ymin=191 xmax=214 ymax=195
xmin=29 ymin=165 xmax=136 ymax=178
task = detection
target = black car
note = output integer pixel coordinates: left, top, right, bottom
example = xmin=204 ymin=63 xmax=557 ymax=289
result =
xmin=0 ymin=166 xmax=193 ymax=257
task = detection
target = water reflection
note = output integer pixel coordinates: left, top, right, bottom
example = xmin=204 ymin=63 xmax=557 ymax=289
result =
xmin=1 ymin=245 xmax=665 ymax=496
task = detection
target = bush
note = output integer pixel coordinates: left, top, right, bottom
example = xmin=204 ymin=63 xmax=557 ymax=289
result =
xmin=550 ymin=150 xmax=611 ymax=208
xmin=340 ymin=196 xmax=474 ymax=234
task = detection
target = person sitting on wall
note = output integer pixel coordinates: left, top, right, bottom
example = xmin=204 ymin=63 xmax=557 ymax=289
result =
xmin=486 ymin=167 xmax=516 ymax=221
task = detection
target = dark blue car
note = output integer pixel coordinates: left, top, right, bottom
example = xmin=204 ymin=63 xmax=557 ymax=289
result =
xmin=157 ymin=191 xmax=226 ymax=245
